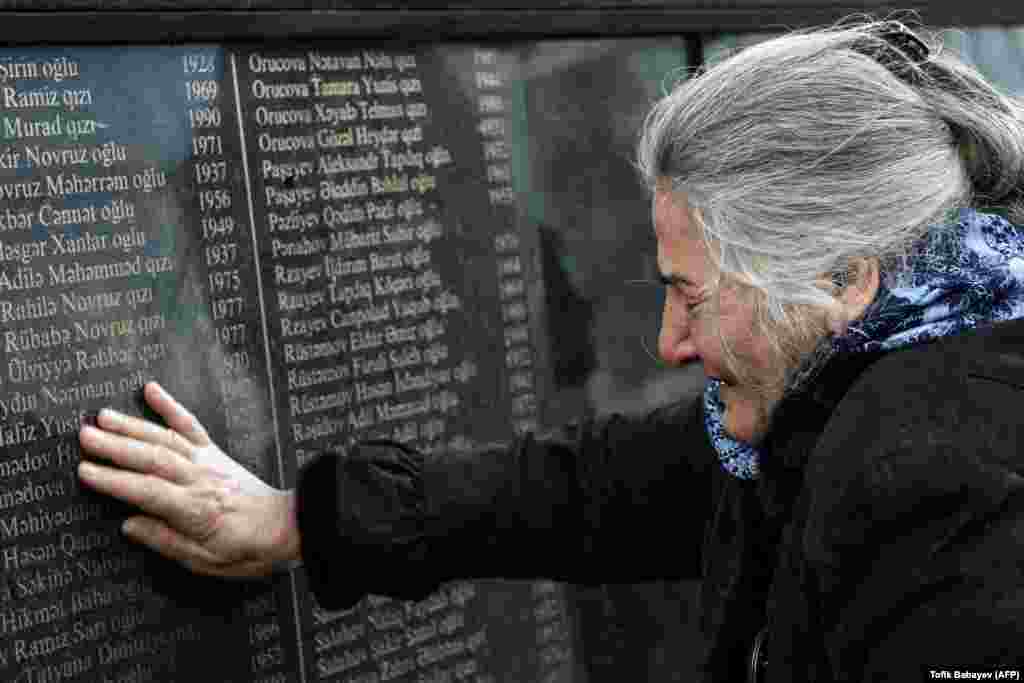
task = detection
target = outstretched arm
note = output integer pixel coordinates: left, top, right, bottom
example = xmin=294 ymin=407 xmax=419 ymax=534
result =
xmin=77 ymin=381 xmax=300 ymax=578
xmin=80 ymin=380 xmax=718 ymax=604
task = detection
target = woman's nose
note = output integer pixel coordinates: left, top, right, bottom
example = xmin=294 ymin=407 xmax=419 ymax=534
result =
xmin=658 ymin=296 xmax=699 ymax=366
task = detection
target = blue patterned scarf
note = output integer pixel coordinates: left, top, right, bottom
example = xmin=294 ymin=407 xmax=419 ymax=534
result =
xmin=706 ymin=208 xmax=1024 ymax=480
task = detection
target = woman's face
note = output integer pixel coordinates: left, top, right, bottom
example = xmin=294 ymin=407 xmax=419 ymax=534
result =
xmin=654 ymin=190 xmax=786 ymax=444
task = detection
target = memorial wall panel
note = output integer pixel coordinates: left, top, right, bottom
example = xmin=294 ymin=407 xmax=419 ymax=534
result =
xmin=0 ymin=37 xmax=692 ymax=682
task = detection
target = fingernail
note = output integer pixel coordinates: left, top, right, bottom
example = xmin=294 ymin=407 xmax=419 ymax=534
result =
xmin=121 ymin=519 xmax=134 ymax=536
xmin=78 ymin=462 xmax=97 ymax=478
xmin=99 ymin=408 xmax=123 ymax=424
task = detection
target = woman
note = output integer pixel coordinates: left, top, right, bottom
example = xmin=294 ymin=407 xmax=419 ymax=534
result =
xmin=79 ymin=19 xmax=1024 ymax=681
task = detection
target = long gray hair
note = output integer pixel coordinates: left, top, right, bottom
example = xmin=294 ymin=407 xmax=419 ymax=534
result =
xmin=638 ymin=18 xmax=1024 ymax=383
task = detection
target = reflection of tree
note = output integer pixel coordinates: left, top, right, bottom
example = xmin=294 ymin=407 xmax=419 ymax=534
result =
xmin=526 ymin=41 xmax=704 ymax=683
xmin=538 ymin=224 xmax=596 ymax=388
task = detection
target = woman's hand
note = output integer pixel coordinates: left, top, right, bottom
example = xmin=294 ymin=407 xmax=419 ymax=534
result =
xmin=78 ymin=382 xmax=301 ymax=578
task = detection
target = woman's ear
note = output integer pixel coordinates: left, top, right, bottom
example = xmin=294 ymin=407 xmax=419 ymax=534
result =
xmin=829 ymin=258 xmax=880 ymax=334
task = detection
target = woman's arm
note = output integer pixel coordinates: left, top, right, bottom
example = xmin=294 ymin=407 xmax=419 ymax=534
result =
xmin=298 ymin=397 xmax=720 ymax=608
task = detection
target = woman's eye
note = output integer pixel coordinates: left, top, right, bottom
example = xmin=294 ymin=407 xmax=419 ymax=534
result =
xmin=664 ymin=283 xmax=702 ymax=314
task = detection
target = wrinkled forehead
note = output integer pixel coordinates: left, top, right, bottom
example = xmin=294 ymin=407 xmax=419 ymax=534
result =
xmin=653 ymin=186 xmax=722 ymax=284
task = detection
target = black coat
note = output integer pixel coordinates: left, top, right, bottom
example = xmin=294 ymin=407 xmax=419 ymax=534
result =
xmin=297 ymin=319 xmax=1024 ymax=682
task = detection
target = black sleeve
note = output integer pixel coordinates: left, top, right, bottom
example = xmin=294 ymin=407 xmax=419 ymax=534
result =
xmin=296 ymin=397 xmax=719 ymax=610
